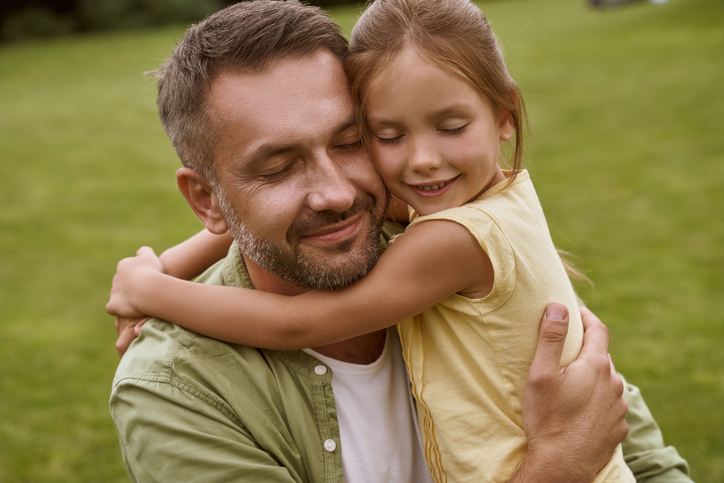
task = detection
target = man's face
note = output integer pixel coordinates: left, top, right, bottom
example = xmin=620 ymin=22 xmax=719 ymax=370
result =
xmin=207 ymin=49 xmax=388 ymax=290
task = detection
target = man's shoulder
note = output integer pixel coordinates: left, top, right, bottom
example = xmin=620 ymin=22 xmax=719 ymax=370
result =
xmin=110 ymin=241 xmax=259 ymax=398
xmin=111 ymin=319 xmax=265 ymax=401
xmin=111 ymin=318 xmax=326 ymax=417
xmin=109 ymin=241 xmax=325 ymax=421
xmin=194 ymin=241 xmax=252 ymax=288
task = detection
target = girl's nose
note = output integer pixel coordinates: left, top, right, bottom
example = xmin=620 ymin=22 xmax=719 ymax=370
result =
xmin=407 ymin=138 xmax=442 ymax=173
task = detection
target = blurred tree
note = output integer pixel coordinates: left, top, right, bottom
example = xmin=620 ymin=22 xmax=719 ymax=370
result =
xmin=0 ymin=0 xmax=363 ymax=42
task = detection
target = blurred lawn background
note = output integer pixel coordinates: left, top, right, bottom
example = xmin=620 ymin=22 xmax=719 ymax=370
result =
xmin=0 ymin=0 xmax=721 ymax=481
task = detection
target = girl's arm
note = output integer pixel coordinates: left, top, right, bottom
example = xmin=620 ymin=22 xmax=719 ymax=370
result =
xmin=106 ymin=229 xmax=233 ymax=319
xmin=130 ymin=219 xmax=493 ymax=350
xmin=159 ymin=229 xmax=234 ymax=280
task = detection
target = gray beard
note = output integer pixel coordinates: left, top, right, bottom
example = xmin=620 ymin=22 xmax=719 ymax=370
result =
xmin=215 ymin=186 xmax=385 ymax=290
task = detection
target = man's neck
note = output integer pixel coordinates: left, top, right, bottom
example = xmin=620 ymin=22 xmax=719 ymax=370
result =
xmin=242 ymin=253 xmax=386 ymax=364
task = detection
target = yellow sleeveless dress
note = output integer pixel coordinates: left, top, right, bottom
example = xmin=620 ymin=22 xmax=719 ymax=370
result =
xmin=397 ymin=170 xmax=633 ymax=483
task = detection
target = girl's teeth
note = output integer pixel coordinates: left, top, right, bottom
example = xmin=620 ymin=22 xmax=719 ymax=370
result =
xmin=419 ymin=181 xmax=446 ymax=191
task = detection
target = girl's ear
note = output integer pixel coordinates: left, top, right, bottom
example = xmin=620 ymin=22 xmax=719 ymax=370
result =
xmin=498 ymin=89 xmax=518 ymax=141
xmin=498 ymin=107 xmax=515 ymax=141
xmin=176 ymin=167 xmax=229 ymax=235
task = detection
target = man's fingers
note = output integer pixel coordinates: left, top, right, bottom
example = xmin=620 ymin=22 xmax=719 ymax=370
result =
xmin=530 ymin=303 xmax=570 ymax=377
xmin=578 ymin=307 xmax=611 ymax=359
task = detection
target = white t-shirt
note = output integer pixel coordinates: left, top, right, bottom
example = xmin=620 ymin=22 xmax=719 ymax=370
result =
xmin=305 ymin=328 xmax=433 ymax=483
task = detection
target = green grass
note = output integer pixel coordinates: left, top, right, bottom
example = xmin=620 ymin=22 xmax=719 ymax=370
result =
xmin=1 ymin=0 xmax=721 ymax=481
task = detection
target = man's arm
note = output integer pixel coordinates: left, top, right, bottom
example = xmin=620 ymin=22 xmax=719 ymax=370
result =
xmin=620 ymin=376 xmax=693 ymax=482
xmin=510 ymin=304 xmax=629 ymax=483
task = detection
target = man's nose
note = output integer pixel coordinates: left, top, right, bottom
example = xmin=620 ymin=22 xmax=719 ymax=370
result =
xmin=306 ymin=154 xmax=356 ymax=213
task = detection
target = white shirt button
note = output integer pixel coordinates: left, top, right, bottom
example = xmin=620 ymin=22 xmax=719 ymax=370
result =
xmin=324 ymin=439 xmax=336 ymax=452
xmin=314 ymin=365 xmax=328 ymax=376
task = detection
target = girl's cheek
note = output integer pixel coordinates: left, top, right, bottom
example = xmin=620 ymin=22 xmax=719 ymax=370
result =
xmin=372 ymin=152 xmax=397 ymax=180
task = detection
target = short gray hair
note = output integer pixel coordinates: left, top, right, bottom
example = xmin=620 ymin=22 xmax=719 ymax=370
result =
xmin=150 ymin=0 xmax=349 ymax=182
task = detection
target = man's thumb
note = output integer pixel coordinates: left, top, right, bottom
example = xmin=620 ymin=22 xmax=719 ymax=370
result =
xmin=532 ymin=303 xmax=570 ymax=374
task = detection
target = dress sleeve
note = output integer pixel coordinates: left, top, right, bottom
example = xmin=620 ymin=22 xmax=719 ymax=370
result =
xmin=408 ymin=207 xmax=516 ymax=312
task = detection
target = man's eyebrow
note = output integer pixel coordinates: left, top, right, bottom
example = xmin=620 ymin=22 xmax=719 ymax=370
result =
xmin=335 ymin=117 xmax=357 ymax=135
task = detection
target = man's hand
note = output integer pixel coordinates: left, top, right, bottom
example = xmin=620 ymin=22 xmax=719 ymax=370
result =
xmin=106 ymin=246 xmax=164 ymax=318
xmin=515 ymin=303 xmax=629 ymax=483
xmin=115 ymin=316 xmax=150 ymax=358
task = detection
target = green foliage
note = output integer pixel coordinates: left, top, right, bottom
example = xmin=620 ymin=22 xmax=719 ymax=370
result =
xmin=75 ymin=0 xmax=224 ymax=32
xmin=0 ymin=0 xmax=721 ymax=481
xmin=0 ymin=6 xmax=77 ymax=41
xmin=0 ymin=0 xmax=361 ymax=43
xmin=0 ymin=0 xmax=224 ymax=42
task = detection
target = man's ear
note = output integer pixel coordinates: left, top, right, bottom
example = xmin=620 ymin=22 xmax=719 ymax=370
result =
xmin=176 ymin=167 xmax=229 ymax=235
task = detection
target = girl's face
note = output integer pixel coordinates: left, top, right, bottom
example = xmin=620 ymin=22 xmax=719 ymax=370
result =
xmin=364 ymin=48 xmax=515 ymax=217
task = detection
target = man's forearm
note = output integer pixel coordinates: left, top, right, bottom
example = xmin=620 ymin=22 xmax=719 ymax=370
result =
xmin=509 ymin=447 xmax=598 ymax=483
xmin=516 ymin=306 xmax=630 ymax=483
xmin=620 ymin=376 xmax=692 ymax=482
xmin=508 ymin=376 xmax=694 ymax=483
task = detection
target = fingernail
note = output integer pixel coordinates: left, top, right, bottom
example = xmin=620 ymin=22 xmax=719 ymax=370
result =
xmin=546 ymin=303 xmax=567 ymax=321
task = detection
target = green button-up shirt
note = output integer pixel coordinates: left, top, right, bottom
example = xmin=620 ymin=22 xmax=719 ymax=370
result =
xmin=110 ymin=224 xmax=692 ymax=483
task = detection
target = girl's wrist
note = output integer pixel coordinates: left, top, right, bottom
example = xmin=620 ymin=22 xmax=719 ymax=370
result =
xmin=133 ymin=269 xmax=165 ymax=316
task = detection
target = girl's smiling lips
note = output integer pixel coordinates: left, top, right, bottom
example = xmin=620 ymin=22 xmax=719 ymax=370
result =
xmin=300 ymin=213 xmax=364 ymax=245
xmin=407 ymin=175 xmax=460 ymax=197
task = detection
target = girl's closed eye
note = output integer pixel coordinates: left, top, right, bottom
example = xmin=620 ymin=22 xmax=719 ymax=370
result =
xmin=439 ymin=125 xmax=467 ymax=136
xmin=376 ymin=135 xmax=403 ymax=145
xmin=374 ymin=129 xmax=404 ymax=145
xmin=438 ymin=120 xmax=469 ymax=136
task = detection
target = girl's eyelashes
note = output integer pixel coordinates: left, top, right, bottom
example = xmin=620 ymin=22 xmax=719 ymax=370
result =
xmin=376 ymin=135 xmax=402 ymax=145
xmin=372 ymin=123 xmax=469 ymax=144
xmin=439 ymin=124 xmax=467 ymax=135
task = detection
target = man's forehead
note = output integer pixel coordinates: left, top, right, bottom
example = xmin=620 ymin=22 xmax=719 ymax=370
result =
xmin=206 ymin=50 xmax=356 ymax=163
xmin=209 ymin=50 xmax=349 ymax=101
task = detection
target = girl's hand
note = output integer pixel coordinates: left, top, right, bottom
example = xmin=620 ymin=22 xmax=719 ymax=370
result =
xmin=106 ymin=247 xmax=165 ymax=318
